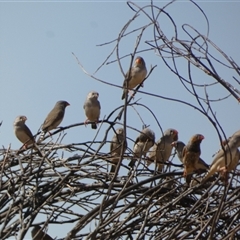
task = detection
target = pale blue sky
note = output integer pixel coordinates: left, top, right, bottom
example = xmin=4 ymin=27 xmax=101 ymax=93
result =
xmin=1 ymin=1 xmax=240 ymax=239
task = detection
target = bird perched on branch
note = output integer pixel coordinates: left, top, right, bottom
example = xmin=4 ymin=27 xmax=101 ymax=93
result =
xmin=129 ymin=128 xmax=155 ymax=168
xmin=109 ymin=128 xmax=127 ymax=174
xmin=182 ymin=134 xmax=204 ymax=179
xmin=31 ymin=226 xmax=54 ymax=240
xmin=202 ymin=130 xmax=240 ymax=183
xmin=147 ymin=128 xmax=178 ymax=172
xmin=121 ymin=56 xmax=147 ymax=100
xmin=171 ymin=140 xmax=209 ymax=173
xmin=39 ymin=100 xmax=70 ymax=141
xmin=14 ymin=115 xmax=42 ymax=157
xmin=84 ymin=91 xmax=101 ymax=129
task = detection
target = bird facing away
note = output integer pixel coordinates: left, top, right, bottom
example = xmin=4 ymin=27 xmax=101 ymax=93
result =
xmin=121 ymin=56 xmax=147 ymax=100
xmin=171 ymin=140 xmax=209 ymax=173
xmin=182 ymin=134 xmax=204 ymax=178
xmin=147 ymin=128 xmax=178 ymax=172
xmin=41 ymin=100 xmax=70 ymax=139
xmin=109 ymin=128 xmax=128 ymax=174
xmin=31 ymin=226 xmax=54 ymax=240
xmin=13 ymin=115 xmax=42 ymax=157
xmin=129 ymin=128 xmax=155 ymax=168
xmin=84 ymin=91 xmax=101 ymax=129
xmin=202 ymin=130 xmax=240 ymax=183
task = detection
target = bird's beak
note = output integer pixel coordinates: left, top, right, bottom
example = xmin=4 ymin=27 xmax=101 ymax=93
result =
xmin=135 ymin=58 xmax=142 ymax=64
xmin=200 ymin=135 xmax=204 ymax=140
xmin=171 ymin=142 xmax=176 ymax=147
xmin=66 ymin=102 xmax=70 ymax=106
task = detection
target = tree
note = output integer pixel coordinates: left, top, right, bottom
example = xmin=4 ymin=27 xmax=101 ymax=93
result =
xmin=1 ymin=1 xmax=240 ymax=239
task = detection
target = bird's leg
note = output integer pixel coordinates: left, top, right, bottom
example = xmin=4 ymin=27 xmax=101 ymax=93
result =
xmin=219 ymin=166 xmax=228 ymax=183
xmin=23 ymin=144 xmax=28 ymax=150
xmin=129 ymin=90 xmax=135 ymax=99
xmin=84 ymin=119 xmax=89 ymax=127
xmin=47 ymin=131 xmax=54 ymax=140
xmin=95 ymin=120 xmax=99 ymax=127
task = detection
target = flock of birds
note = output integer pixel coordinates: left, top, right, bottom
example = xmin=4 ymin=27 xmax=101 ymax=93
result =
xmin=112 ymin=126 xmax=240 ymax=185
xmin=7 ymin=56 xmax=240 ymax=240
xmin=11 ymin=56 xmax=240 ymax=187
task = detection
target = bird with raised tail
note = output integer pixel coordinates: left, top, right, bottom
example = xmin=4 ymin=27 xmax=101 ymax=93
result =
xmin=202 ymin=130 xmax=240 ymax=183
xmin=84 ymin=91 xmax=101 ymax=129
xmin=31 ymin=226 xmax=54 ymax=240
xmin=109 ymin=128 xmax=127 ymax=174
xmin=182 ymin=134 xmax=204 ymax=178
xmin=39 ymin=100 xmax=70 ymax=141
xmin=147 ymin=128 xmax=178 ymax=172
xmin=121 ymin=56 xmax=147 ymax=100
xmin=14 ymin=115 xmax=42 ymax=157
xmin=171 ymin=140 xmax=209 ymax=173
xmin=129 ymin=128 xmax=155 ymax=168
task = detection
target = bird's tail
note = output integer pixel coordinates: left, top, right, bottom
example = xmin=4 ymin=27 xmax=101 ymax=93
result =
xmin=33 ymin=144 xmax=43 ymax=157
xmin=110 ymin=164 xmax=116 ymax=174
xmin=91 ymin=123 xmax=97 ymax=129
xmin=121 ymin=90 xmax=127 ymax=100
xmin=129 ymin=158 xmax=136 ymax=168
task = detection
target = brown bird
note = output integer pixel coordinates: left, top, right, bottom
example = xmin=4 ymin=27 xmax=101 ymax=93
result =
xmin=129 ymin=128 xmax=155 ymax=168
xmin=182 ymin=134 xmax=204 ymax=178
xmin=202 ymin=130 xmax=240 ymax=183
xmin=40 ymin=100 xmax=70 ymax=141
xmin=83 ymin=91 xmax=101 ymax=129
xmin=31 ymin=226 xmax=54 ymax=240
xmin=147 ymin=128 xmax=178 ymax=172
xmin=109 ymin=128 xmax=127 ymax=174
xmin=121 ymin=56 xmax=147 ymax=100
xmin=171 ymin=140 xmax=209 ymax=173
xmin=14 ymin=115 xmax=42 ymax=157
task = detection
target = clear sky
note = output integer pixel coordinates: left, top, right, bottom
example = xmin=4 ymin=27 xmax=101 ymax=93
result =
xmin=1 ymin=1 xmax=240 ymax=239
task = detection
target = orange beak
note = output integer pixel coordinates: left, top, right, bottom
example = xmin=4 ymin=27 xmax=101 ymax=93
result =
xmin=200 ymin=135 xmax=204 ymax=140
xmin=135 ymin=57 xmax=142 ymax=64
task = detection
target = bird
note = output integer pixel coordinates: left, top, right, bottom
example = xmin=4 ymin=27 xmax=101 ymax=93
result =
xmin=109 ymin=128 xmax=127 ymax=174
xmin=182 ymin=134 xmax=204 ymax=178
xmin=202 ymin=131 xmax=240 ymax=183
xmin=147 ymin=128 xmax=178 ymax=172
xmin=171 ymin=140 xmax=209 ymax=173
xmin=83 ymin=91 xmax=101 ymax=129
xmin=129 ymin=128 xmax=155 ymax=168
xmin=40 ymin=100 xmax=70 ymax=141
xmin=121 ymin=56 xmax=147 ymax=100
xmin=13 ymin=115 xmax=42 ymax=157
xmin=31 ymin=226 xmax=54 ymax=240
